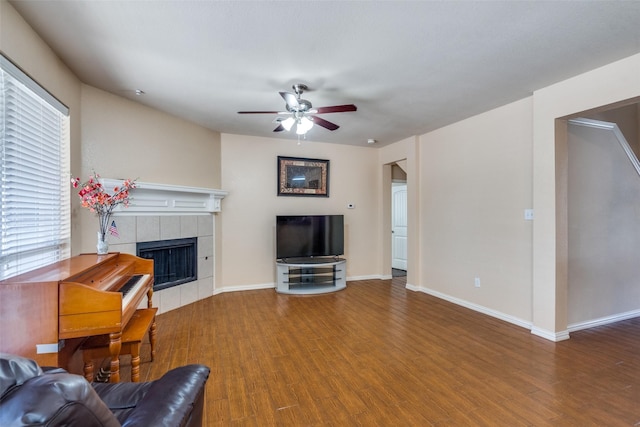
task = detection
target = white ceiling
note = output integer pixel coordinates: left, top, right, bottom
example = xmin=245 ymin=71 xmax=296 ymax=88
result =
xmin=9 ymin=0 xmax=640 ymax=147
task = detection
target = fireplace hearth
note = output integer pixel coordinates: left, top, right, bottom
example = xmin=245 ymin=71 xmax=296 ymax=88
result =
xmin=137 ymin=237 xmax=197 ymax=291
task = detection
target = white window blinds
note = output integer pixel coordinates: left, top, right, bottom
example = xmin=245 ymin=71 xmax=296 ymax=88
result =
xmin=0 ymin=55 xmax=70 ymax=280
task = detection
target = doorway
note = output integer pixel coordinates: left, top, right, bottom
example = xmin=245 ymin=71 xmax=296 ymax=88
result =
xmin=392 ymin=182 xmax=407 ymax=274
xmin=390 ymin=157 xmax=408 ymax=276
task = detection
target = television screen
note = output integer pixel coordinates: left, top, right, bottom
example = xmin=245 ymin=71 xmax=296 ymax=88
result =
xmin=276 ymin=215 xmax=344 ymax=260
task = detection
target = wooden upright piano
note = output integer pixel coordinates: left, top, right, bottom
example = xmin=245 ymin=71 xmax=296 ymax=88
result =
xmin=0 ymin=253 xmax=153 ymax=383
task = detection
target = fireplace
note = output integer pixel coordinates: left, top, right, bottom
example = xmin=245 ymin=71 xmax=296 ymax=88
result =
xmin=137 ymin=237 xmax=197 ymax=291
xmin=100 ymin=180 xmax=226 ymax=313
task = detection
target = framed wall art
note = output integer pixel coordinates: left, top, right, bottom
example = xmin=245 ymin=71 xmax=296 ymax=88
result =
xmin=277 ymin=156 xmax=330 ymax=197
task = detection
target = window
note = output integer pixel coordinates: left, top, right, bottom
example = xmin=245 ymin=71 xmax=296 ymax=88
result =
xmin=0 ymin=54 xmax=70 ymax=280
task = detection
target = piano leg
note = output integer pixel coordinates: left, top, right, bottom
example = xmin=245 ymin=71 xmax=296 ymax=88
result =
xmin=109 ymin=331 xmax=122 ymax=383
xmin=150 ymin=315 xmax=157 ymax=361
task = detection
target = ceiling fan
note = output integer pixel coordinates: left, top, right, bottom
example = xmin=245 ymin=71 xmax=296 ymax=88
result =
xmin=238 ymin=84 xmax=357 ymax=135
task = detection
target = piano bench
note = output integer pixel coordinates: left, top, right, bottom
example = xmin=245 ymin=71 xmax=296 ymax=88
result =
xmin=81 ymin=307 xmax=158 ymax=383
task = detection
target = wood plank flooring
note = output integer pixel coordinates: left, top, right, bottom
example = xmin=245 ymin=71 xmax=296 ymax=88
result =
xmin=122 ymin=277 xmax=640 ymax=426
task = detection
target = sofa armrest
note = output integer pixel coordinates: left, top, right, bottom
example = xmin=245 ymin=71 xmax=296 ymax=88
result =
xmin=0 ymin=370 xmax=120 ymax=427
xmin=95 ymin=364 xmax=210 ymax=427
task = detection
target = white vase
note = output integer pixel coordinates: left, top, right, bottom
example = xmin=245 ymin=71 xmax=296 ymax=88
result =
xmin=97 ymin=231 xmax=108 ymax=255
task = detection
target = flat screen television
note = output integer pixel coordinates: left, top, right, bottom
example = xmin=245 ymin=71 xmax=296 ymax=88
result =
xmin=276 ymin=215 xmax=344 ymax=260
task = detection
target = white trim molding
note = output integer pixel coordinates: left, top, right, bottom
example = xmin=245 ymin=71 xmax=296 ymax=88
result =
xmin=568 ymin=118 xmax=640 ymax=177
xmin=567 ymin=309 xmax=640 ymax=333
xmin=408 ymin=285 xmax=534 ymax=333
xmin=531 ymin=327 xmax=570 ymax=342
xmin=102 ymin=179 xmax=228 ymax=215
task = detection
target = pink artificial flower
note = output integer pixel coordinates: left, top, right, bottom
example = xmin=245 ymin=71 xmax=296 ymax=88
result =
xmin=71 ymin=171 xmax=137 ymax=228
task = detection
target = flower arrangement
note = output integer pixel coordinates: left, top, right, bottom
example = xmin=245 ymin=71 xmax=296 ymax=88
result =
xmin=71 ymin=171 xmax=137 ymax=251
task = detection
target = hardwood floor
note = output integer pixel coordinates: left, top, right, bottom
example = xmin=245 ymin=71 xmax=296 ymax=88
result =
xmin=125 ymin=277 xmax=640 ymax=426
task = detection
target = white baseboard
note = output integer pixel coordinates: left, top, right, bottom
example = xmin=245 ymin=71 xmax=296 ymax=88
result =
xmin=408 ymin=285 xmax=533 ymax=331
xmin=213 ymin=282 xmax=275 ymax=295
xmin=406 ymin=283 xmax=419 ymax=292
xmin=408 ymin=285 xmax=640 ymax=341
xmin=567 ymin=309 xmax=640 ymax=333
xmin=348 ymin=274 xmax=386 ymax=281
xmin=530 ymin=327 xmax=570 ymax=342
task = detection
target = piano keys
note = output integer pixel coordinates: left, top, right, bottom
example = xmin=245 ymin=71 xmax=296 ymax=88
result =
xmin=0 ymin=253 xmax=153 ymax=382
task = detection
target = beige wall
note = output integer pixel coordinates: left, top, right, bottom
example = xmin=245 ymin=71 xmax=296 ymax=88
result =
xmin=533 ymin=53 xmax=640 ymax=339
xmin=416 ymin=98 xmax=534 ymax=325
xmin=220 ymin=134 xmax=381 ymax=290
xmin=79 ymin=85 xmax=221 ymax=188
xmin=567 ymin=120 xmax=640 ymax=326
xmin=391 ymin=164 xmax=407 ymax=181
xmin=76 ymin=85 xmax=221 ymax=253
xmin=382 ymin=55 xmax=640 ymax=338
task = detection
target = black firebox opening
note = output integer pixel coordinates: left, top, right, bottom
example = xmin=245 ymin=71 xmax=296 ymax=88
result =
xmin=137 ymin=237 xmax=197 ymax=291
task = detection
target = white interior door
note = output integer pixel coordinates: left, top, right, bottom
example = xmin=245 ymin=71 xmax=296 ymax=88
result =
xmin=392 ymin=183 xmax=407 ymax=270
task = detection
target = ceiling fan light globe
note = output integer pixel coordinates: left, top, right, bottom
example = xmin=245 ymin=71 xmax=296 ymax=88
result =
xmin=302 ymin=115 xmax=313 ymax=127
xmin=282 ymin=117 xmax=295 ymax=131
xmin=297 ymin=116 xmax=314 ymax=134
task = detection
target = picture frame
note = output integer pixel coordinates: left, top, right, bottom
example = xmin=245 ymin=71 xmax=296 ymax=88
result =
xmin=277 ymin=156 xmax=330 ymax=197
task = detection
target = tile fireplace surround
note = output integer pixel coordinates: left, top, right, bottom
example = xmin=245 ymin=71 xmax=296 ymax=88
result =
xmin=102 ymin=179 xmax=227 ymax=315
xmin=109 ymin=214 xmax=214 ymax=315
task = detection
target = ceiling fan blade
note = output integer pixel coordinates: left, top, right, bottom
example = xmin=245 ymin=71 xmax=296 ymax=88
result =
xmin=314 ymin=104 xmax=357 ymax=114
xmin=237 ymin=111 xmax=281 ymax=114
xmin=279 ymin=91 xmax=300 ymax=109
xmin=273 ymin=124 xmax=285 ymax=132
xmin=311 ymin=116 xmax=340 ymax=131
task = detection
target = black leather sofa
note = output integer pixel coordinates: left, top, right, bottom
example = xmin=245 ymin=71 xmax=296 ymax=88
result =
xmin=0 ymin=353 xmax=210 ymax=426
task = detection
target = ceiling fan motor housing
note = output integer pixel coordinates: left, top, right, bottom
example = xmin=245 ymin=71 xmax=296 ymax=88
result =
xmin=286 ymin=99 xmax=312 ymax=113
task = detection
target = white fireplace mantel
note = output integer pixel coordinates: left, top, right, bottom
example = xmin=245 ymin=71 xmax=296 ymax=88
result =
xmin=101 ymin=178 xmax=228 ymax=215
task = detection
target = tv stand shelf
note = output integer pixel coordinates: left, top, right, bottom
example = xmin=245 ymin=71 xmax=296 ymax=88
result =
xmin=276 ymin=258 xmax=346 ymax=295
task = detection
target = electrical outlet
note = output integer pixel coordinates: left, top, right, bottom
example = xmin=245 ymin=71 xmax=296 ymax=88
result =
xmin=474 ymin=277 xmax=481 ymax=288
